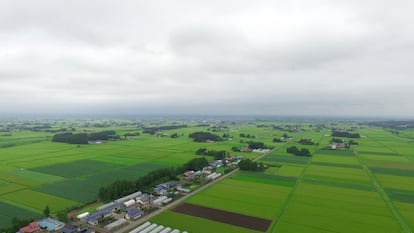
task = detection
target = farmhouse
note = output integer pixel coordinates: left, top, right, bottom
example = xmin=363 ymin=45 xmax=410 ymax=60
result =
xmin=59 ymin=225 xmax=80 ymax=233
xmin=38 ymin=218 xmax=65 ymax=232
xmin=61 ymin=225 xmax=94 ymax=233
xmin=176 ymin=186 xmax=190 ymax=193
xmin=210 ymin=160 xmax=223 ymax=167
xmin=114 ymin=191 xmax=142 ymax=204
xmin=183 ymin=170 xmax=194 ymax=177
xmin=76 ymin=212 xmax=89 ymax=220
xmin=330 ymin=143 xmax=347 ymax=150
xmin=154 ymin=181 xmax=178 ymax=195
xmin=82 ymin=208 xmax=113 ymax=225
xmin=240 ymin=147 xmax=252 ymax=152
xmin=184 ymin=170 xmax=202 ymax=181
xmin=19 ymin=222 xmax=40 ymax=233
xmin=125 ymin=208 xmax=144 ymax=220
xmin=123 ymin=199 xmax=136 ymax=208
xmin=136 ymin=193 xmax=151 ymax=206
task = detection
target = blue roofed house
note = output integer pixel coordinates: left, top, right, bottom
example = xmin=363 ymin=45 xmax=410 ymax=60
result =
xmin=38 ymin=218 xmax=65 ymax=232
xmin=59 ymin=225 xmax=79 ymax=233
xmin=125 ymin=208 xmax=144 ymax=221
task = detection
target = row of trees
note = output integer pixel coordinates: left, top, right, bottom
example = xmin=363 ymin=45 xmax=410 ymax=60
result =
xmin=332 ymin=131 xmax=361 ymax=138
xmin=238 ymin=159 xmax=266 ymax=171
xmin=195 ymin=148 xmax=227 ymax=160
xmin=298 ymin=139 xmax=315 ymax=145
xmin=141 ymin=125 xmax=187 ymax=135
xmin=189 ymin=132 xmax=223 ymax=142
xmin=239 ymin=133 xmax=255 ymax=138
xmin=286 ymin=146 xmax=312 ymax=157
xmin=246 ymin=141 xmax=266 ymax=149
xmin=52 ymin=130 xmax=119 ymax=144
xmin=98 ymin=157 xmax=209 ymax=202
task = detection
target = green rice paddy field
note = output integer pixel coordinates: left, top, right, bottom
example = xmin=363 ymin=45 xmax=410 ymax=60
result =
xmin=1 ymin=120 xmax=414 ymax=233
xmin=0 ymin=120 xmax=282 ymax=229
xmin=151 ymin=124 xmax=414 ymax=233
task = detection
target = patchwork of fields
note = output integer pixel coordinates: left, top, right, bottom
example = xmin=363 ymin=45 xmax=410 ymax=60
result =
xmin=151 ymin=126 xmax=414 ymax=233
xmin=1 ymin=121 xmax=414 ymax=233
xmin=0 ymin=122 xmax=277 ymax=229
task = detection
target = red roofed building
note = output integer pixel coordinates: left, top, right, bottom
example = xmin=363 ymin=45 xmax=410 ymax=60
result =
xmin=20 ymin=222 xmax=40 ymax=233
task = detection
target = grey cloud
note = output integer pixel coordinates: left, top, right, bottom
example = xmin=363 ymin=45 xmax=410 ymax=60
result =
xmin=0 ymin=0 xmax=413 ymax=117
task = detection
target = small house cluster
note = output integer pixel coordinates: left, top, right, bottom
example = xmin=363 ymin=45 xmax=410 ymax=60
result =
xmin=252 ymin=148 xmax=270 ymax=153
xmin=330 ymin=143 xmax=347 ymax=150
xmin=79 ymin=191 xmax=150 ymax=226
xmin=17 ymin=218 xmax=93 ymax=233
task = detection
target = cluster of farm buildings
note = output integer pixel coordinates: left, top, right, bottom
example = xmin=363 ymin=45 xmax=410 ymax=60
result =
xmin=16 ymin=156 xmax=244 ymax=233
xmin=17 ymin=218 xmax=93 ymax=233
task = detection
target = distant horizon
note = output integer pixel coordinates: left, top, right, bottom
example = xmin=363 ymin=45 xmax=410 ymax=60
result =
xmin=0 ymin=112 xmax=413 ymax=121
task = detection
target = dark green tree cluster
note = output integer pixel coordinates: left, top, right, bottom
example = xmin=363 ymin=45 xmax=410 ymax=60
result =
xmin=98 ymin=157 xmax=208 ymax=202
xmin=141 ymin=125 xmax=187 ymax=135
xmin=0 ymin=217 xmax=34 ymax=233
xmin=332 ymin=131 xmax=361 ymax=138
xmin=239 ymin=133 xmax=255 ymax=138
xmin=331 ymin=138 xmax=344 ymax=143
xmin=273 ymin=138 xmax=283 ymax=142
xmin=52 ymin=130 xmax=120 ymax=144
xmin=247 ymin=141 xmax=266 ymax=149
xmin=182 ymin=157 xmax=209 ymax=171
xmin=52 ymin=133 xmax=88 ymax=144
xmin=88 ymin=130 xmax=119 ymax=141
xmin=238 ymin=159 xmax=265 ymax=171
xmin=286 ymin=146 xmax=312 ymax=156
xmin=170 ymin=133 xmax=179 ymax=138
xmin=124 ymin=132 xmax=140 ymax=137
xmin=298 ymin=139 xmax=315 ymax=145
xmin=189 ymin=132 xmax=222 ymax=142
xmin=195 ymin=148 xmax=227 ymax=160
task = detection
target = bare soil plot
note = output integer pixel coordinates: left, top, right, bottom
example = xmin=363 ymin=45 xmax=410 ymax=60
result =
xmin=173 ymin=203 xmax=271 ymax=232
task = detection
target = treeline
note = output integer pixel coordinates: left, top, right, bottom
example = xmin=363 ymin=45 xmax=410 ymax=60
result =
xmin=88 ymin=130 xmax=119 ymax=141
xmin=298 ymin=139 xmax=316 ymax=145
xmin=0 ymin=217 xmax=35 ymax=233
xmin=366 ymin=120 xmax=414 ymax=129
xmin=98 ymin=157 xmax=208 ymax=202
xmin=52 ymin=133 xmax=88 ymax=144
xmin=287 ymin=146 xmax=312 ymax=156
xmin=332 ymin=131 xmax=361 ymax=138
xmin=52 ymin=130 xmax=118 ymax=144
xmin=247 ymin=141 xmax=266 ymax=149
xmin=238 ymin=159 xmax=266 ymax=171
xmin=124 ymin=132 xmax=140 ymax=137
xmin=141 ymin=125 xmax=187 ymax=135
xmin=189 ymin=132 xmax=222 ymax=142
xmin=239 ymin=133 xmax=255 ymax=138
xmin=195 ymin=148 xmax=227 ymax=160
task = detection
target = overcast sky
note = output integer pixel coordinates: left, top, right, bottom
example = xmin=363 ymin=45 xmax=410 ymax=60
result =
xmin=1 ymin=0 xmax=413 ymax=117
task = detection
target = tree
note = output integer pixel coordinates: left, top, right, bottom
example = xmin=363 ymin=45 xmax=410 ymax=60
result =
xmin=238 ymin=159 xmax=265 ymax=171
xmin=286 ymin=146 xmax=311 ymax=157
xmin=57 ymin=211 xmax=68 ymax=222
xmin=43 ymin=205 xmax=50 ymax=217
xmin=247 ymin=141 xmax=265 ymax=149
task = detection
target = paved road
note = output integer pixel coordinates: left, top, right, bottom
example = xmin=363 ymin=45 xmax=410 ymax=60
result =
xmin=114 ymin=148 xmax=277 ymax=233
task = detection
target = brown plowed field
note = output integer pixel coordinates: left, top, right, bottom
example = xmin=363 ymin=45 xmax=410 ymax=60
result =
xmin=173 ymin=203 xmax=271 ymax=232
